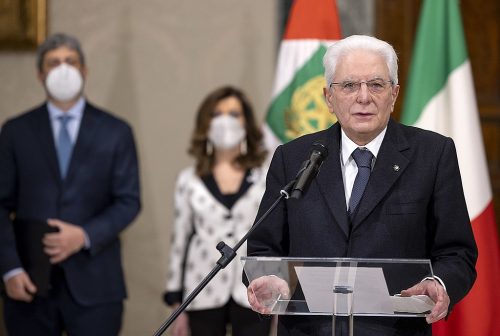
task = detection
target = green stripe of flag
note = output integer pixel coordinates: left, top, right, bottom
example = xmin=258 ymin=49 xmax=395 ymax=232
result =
xmin=266 ymin=45 xmax=329 ymax=142
xmin=401 ymin=0 xmax=468 ymax=125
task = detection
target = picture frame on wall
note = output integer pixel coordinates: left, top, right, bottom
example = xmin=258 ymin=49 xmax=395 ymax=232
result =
xmin=0 ymin=0 xmax=47 ymax=50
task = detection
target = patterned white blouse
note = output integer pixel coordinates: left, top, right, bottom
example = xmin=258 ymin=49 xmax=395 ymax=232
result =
xmin=165 ymin=165 xmax=267 ymax=310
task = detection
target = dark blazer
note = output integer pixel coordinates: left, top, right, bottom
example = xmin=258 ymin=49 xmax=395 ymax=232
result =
xmin=247 ymin=119 xmax=477 ymax=336
xmin=0 ymin=101 xmax=141 ymax=306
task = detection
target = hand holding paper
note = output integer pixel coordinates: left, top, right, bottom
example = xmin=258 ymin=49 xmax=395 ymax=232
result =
xmin=401 ymin=279 xmax=449 ymax=323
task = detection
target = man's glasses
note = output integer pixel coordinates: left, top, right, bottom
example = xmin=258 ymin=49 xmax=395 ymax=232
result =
xmin=329 ymin=79 xmax=393 ymax=94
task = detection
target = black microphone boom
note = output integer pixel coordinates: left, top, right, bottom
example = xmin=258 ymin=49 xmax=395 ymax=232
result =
xmin=290 ymin=142 xmax=328 ymax=199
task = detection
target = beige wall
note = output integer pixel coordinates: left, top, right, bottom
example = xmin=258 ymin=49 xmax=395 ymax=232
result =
xmin=0 ymin=1 xmax=278 ymax=334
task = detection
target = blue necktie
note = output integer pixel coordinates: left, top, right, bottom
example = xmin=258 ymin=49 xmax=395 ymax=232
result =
xmin=348 ymin=148 xmax=373 ymax=218
xmin=57 ymin=115 xmax=73 ymax=178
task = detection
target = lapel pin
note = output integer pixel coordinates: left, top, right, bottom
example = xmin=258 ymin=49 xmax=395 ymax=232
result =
xmin=393 ymin=164 xmax=400 ymax=172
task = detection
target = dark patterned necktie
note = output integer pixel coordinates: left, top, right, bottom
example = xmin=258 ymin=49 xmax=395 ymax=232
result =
xmin=57 ymin=115 xmax=73 ymax=178
xmin=348 ymin=148 xmax=373 ymax=218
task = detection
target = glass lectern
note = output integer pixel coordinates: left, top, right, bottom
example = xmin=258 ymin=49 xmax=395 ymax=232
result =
xmin=242 ymin=257 xmax=436 ymax=336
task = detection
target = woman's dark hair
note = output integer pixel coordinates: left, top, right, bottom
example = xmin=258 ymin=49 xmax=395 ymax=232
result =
xmin=188 ymin=86 xmax=267 ymax=176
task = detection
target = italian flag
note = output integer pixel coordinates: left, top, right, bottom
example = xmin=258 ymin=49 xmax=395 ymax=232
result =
xmin=263 ymin=0 xmax=342 ymax=152
xmin=401 ymin=1 xmax=500 ymax=335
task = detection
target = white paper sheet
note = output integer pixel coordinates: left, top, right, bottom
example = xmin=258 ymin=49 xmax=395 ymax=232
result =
xmin=390 ymin=295 xmax=435 ymax=313
xmin=294 ymin=266 xmax=394 ymax=314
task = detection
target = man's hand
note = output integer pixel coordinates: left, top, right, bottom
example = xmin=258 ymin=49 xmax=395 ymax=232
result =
xmin=401 ymin=279 xmax=450 ymax=324
xmin=43 ymin=218 xmax=86 ymax=264
xmin=247 ymin=275 xmax=290 ymax=314
xmin=5 ymin=272 xmax=37 ymax=302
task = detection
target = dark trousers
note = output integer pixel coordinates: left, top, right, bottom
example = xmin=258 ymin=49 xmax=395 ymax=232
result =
xmin=187 ymin=297 xmax=271 ymax=336
xmin=2 ymin=267 xmax=123 ymax=336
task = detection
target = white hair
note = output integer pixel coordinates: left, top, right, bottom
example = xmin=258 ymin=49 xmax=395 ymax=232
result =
xmin=323 ymin=35 xmax=398 ymax=86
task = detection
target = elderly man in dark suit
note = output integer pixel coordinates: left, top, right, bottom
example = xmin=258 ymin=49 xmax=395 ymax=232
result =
xmin=246 ymin=35 xmax=477 ymax=336
xmin=0 ymin=33 xmax=141 ymax=335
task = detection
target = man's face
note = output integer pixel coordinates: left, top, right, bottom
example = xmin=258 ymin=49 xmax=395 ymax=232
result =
xmin=38 ymin=46 xmax=86 ymax=83
xmin=324 ymin=50 xmax=399 ymax=145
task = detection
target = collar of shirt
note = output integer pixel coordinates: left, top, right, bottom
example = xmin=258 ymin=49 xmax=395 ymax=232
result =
xmin=48 ymin=97 xmax=85 ymax=143
xmin=340 ymin=127 xmax=388 ymax=168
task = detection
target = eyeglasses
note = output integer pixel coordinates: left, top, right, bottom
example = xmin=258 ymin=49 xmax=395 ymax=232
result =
xmin=329 ymin=79 xmax=393 ymax=94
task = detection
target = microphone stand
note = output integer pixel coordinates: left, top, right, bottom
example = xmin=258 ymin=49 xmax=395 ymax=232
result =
xmin=152 ymin=178 xmax=298 ymax=336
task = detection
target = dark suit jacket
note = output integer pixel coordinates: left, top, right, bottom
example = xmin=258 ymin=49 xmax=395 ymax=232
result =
xmin=247 ymin=119 xmax=477 ymax=336
xmin=0 ymin=101 xmax=141 ymax=306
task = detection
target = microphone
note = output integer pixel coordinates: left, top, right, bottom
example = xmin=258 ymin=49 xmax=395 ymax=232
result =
xmin=290 ymin=142 xmax=328 ymax=199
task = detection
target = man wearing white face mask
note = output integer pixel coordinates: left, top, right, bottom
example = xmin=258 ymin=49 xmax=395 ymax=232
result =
xmin=0 ymin=33 xmax=141 ymax=336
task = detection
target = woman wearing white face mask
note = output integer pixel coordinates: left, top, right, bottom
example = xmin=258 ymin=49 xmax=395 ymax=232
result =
xmin=164 ymin=86 xmax=270 ymax=336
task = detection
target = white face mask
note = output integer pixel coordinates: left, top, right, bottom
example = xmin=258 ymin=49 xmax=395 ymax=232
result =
xmin=45 ymin=63 xmax=84 ymax=102
xmin=208 ymin=115 xmax=246 ymax=150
